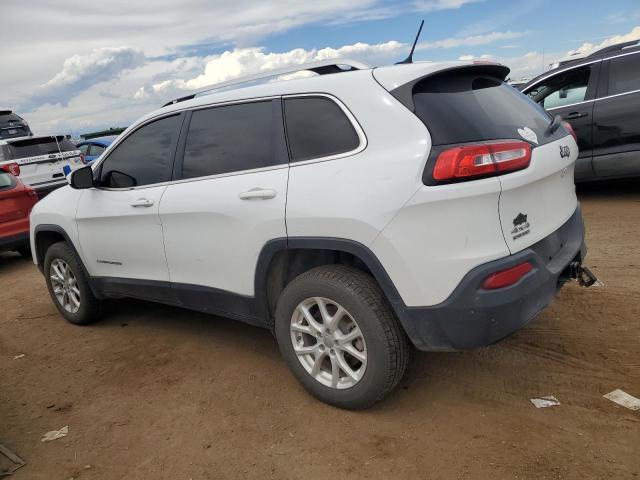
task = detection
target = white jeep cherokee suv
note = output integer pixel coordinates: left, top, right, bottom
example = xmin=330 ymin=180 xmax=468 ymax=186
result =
xmin=30 ymin=59 xmax=588 ymax=409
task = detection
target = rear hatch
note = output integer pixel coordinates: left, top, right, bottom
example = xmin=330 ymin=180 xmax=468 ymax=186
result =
xmin=0 ymin=111 xmax=32 ymax=139
xmin=1 ymin=136 xmax=84 ymax=189
xmin=385 ymin=64 xmax=578 ymax=254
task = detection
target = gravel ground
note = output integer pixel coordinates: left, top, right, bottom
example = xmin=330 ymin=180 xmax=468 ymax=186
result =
xmin=1 ymin=181 xmax=639 ymax=479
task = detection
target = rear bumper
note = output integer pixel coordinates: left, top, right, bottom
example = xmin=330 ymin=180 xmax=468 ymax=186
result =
xmin=398 ymin=205 xmax=586 ymax=351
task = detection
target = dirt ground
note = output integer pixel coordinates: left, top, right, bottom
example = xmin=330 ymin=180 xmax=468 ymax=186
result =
xmin=1 ymin=181 xmax=639 ymax=480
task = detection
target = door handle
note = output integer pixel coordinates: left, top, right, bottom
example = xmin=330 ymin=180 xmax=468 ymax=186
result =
xmin=130 ymin=197 xmax=154 ymax=208
xmin=564 ymin=112 xmax=588 ymax=120
xmin=239 ymin=188 xmax=277 ymax=200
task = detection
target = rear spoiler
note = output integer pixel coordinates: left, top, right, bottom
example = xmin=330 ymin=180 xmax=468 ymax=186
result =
xmin=382 ymin=63 xmax=510 ymax=113
xmin=7 ymin=135 xmax=67 ymax=147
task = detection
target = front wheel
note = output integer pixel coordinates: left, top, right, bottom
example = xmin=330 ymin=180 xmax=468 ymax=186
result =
xmin=275 ymin=265 xmax=409 ymax=410
xmin=44 ymin=242 xmax=101 ymax=325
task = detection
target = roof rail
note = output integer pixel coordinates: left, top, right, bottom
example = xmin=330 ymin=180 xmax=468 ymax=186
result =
xmin=162 ymin=58 xmax=370 ymax=107
xmin=587 ymin=40 xmax=640 ymax=58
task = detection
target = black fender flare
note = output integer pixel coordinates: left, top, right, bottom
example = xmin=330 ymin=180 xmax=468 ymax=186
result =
xmin=253 ymin=237 xmax=407 ymax=321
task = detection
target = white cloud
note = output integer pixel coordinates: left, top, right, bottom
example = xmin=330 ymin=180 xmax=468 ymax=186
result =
xmin=138 ymin=41 xmax=406 ymax=102
xmin=414 ymin=0 xmax=482 ymax=12
xmin=453 ymin=25 xmax=640 ymax=81
xmin=458 ymin=54 xmax=493 ymax=61
xmin=417 ymin=31 xmax=527 ymax=50
xmin=606 ymin=10 xmax=640 ymax=24
xmin=570 ymin=26 xmax=640 ymax=56
xmin=23 ymin=47 xmax=145 ymax=109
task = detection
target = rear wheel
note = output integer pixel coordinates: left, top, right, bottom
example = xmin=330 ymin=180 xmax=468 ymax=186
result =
xmin=275 ymin=265 xmax=409 ymax=409
xmin=44 ymin=242 xmax=101 ymax=325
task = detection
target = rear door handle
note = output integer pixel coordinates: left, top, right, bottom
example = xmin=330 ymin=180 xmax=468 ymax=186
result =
xmin=239 ymin=188 xmax=277 ymax=200
xmin=564 ymin=112 xmax=588 ymax=120
xmin=130 ymin=198 xmax=154 ymax=208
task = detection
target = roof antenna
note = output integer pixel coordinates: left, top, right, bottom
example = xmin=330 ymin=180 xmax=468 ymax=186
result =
xmin=396 ymin=20 xmax=424 ymax=64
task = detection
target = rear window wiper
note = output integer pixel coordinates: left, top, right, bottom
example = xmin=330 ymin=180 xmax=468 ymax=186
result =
xmin=547 ymin=114 xmax=562 ymax=135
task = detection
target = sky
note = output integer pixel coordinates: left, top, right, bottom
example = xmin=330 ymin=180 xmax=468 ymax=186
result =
xmin=2 ymin=0 xmax=640 ymax=136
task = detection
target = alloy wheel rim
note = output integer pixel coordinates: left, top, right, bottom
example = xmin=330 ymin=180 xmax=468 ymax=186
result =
xmin=290 ymin=297 xmax=367 ymax=389
xmin=50 ymin=259 xmax=81 ymax=314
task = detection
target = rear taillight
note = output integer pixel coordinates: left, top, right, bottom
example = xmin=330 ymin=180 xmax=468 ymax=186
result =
xmin=562 ymin=121 xmax=577 ymax=143
xmin=0 ymin=163 xmax=20 ymax=176
xmin=433 ymin=141 xmax=532 ymax=182
xmin=80 ymin=153 xmax=86 ymax=164
xmin=482 ymin=261 xmax=533 ymax=290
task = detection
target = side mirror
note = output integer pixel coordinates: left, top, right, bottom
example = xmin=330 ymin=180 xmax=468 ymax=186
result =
xmin=69 ymin=166 xmax=94 ymax=189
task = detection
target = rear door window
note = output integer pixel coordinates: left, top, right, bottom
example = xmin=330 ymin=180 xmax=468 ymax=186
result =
xmin=413 ymin=71 xmax=559 ymax=146
xmin=607 ymin=54 xmax=640 ymax=96
xmin=98 ymin=114 xmax=181 ymax=188
xmin=283 ymin=96 xmax=360 ymax=161
xmin=181 ymin=100 xmax=285 ymax=179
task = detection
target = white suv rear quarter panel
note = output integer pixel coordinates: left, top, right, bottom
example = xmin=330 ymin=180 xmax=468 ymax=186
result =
xmin=372 ymin=178 xmax=509 ymax=306
xmin=286 ymin=74 xmax=430 ymax=245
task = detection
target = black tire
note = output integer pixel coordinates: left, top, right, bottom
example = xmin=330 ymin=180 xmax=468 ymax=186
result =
xmin=16 ymin=246 xmax=31 ymax=258
xmin=275 ymin=265 xmax=409 ymax=410
xmin=44 ymin=241 xmax=101 ymax=325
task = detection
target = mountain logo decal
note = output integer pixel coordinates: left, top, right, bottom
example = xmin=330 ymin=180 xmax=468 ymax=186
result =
xmin=511 ymin=212 xmax=531 ymax=240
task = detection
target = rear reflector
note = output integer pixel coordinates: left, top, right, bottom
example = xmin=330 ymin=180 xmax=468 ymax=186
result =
xmin=433 ymin=141 xmax=532 ymax=182
xmin=482 ymin=261 xmax=533 ymax=290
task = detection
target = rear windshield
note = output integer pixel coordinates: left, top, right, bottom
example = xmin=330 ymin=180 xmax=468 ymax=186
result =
xmin=0 ymin=112 xmax=23 ymax=124
xmin=7 ymin=137 xmax=77 ymax=159
xmin=412 ymin=71 xmax=563 ymax=146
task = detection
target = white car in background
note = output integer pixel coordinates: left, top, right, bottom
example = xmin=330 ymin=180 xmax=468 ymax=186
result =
xmin=29 ymin=58 xmax=594 ymax=409
xmin=0 ymin=135 xmax=85 ymax=196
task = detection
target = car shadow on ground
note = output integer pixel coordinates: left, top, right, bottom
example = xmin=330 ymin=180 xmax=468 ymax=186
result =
xmin=0 ymin=251 xmax=31 ymax=270
xmin=576 ymin=178 xmax=640 ymax=199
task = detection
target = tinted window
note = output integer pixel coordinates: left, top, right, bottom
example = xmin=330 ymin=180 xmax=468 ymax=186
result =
xmin=527 ymin=67 xmax=590 ymax=109
xmin=99 ymin=114 xmax=181 ymax=188
xmin=0 ymin=171 xmax=17 ymax=190
xmin=90 ymin=144 xmax=106 ymax=157
xmin=78 ymin=144 xmax=90 ymax=154
xmin=608 ymin=54 xmax=640 ymax=96
xmin=284 ymin=97 xmax=359 ymax=161
xmin=57 ymin=139 xmax=78 ymax=152
xmin=414 ymin=72 xmax=557 ymax=146
xmin=7 ymin=137 xmax=65 ymax=158
xmin=0 ymin=113 xmax=23 ymax=124
xmin=182 ymin=101 xmax=281 ymax=179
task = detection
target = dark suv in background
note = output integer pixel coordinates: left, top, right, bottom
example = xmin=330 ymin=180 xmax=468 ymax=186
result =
xmin=522 ymin=41 xmax=640 ymax=182
xmin=0 ymin=110 xmax=32 ymax=139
